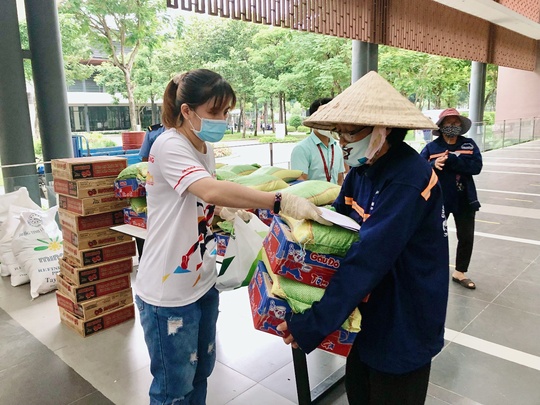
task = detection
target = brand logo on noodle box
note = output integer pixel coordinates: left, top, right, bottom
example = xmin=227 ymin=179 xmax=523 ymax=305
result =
xmin=309 ymin=252 xmax=340 ymax=268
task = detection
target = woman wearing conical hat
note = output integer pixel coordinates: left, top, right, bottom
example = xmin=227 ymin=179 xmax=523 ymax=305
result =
xmin=278 ymin=71 xmax=449 ymax=405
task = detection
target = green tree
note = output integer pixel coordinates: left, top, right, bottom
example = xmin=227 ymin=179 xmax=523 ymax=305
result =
xmin=60 ymin=0 xmax=165 ymax=130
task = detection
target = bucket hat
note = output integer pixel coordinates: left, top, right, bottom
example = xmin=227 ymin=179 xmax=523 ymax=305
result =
xmin=432 ymin=108 xmax=472 ymax=136
xmin=303 ymin=71 xmax=437 ymax=130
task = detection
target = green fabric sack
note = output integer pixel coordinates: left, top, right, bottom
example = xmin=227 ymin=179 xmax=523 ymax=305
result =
xmin=281 ymin=180 xmax=340 ymax=206
xmin=116 ymin=162 xmax=148 ymax=181
xmin=250 ymin=166 xmax=303 ymax=183
xmin=218 ymin=163 xmax=261 ymax=176
xmin=281 ymin=215 xmax=359 ymax=257
xmin=230 ymin=173 xmax=289 ymax=191
xmin=129 ymin=196 xmax=147 ymax=213
xmin=216 ymin=169 xmax=239 ymax=181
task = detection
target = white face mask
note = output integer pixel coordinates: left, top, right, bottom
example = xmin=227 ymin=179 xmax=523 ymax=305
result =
xmin=342 ymin=133 xmax=372 ymax=167
xmin=316 ymin=129 xmax=334 ymax=139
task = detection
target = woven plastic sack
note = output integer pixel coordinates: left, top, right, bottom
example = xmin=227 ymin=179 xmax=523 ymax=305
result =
xmin=230 ymin=174 xmax=288 ymax=191
xmin=116 ymin=162 xmax=148 ymax=181
xmin=215 ymin=162 xmax=227 ymax=169
xmin=281 ymin=215 xmax=359 ymax=257
xmin=130 ymin=196 xmax=147 ymax=213
xmin=250 ymin=167 xmax=303 ymax=183
xmin=261 ymin=251 xmax=361 ymax=332
xmin=218 ymin=163 xmax=261 ymax=176
xmin=216 ymin=169 xmax=239 ymax=181
xmin=281 ymin=180 xmax=340 ymax=206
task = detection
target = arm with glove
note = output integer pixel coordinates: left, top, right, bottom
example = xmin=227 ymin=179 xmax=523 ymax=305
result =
xmin=189 ymin=177 xmax=330 ymax=225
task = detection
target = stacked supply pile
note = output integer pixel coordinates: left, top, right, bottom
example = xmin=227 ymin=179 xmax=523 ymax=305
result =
xmin=52 ymin=157 xmax=137 ymax=337
xmin=249 ymin=214 xmax=361 ymax=356
xmin=114 ymin=162 xmax=148 ymax=229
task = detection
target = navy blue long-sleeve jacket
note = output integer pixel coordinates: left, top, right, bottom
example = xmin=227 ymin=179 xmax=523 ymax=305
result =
xmin=287 ymin=141 xmax=449 ymax=374
xmin=420 ymin=135 xmax=482 ymax=214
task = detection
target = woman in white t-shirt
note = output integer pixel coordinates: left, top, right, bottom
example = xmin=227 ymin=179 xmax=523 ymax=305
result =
xmin=135 ymin=69 xmax=328 ymax=405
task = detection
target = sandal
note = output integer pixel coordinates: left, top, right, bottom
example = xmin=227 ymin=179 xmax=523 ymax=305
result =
xmin=452 ymin=276 xmax=476 ymax=290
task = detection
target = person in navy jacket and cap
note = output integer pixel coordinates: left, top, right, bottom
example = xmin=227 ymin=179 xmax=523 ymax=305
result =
xmin=420 ymin=108 xmax=482 ymax=289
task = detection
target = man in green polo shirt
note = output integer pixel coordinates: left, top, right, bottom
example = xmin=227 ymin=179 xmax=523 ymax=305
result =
xmin=290 ymin=98 xmax=345 ymax=185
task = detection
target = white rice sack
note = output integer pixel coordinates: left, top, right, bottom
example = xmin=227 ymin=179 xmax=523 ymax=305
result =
xmin=0 ymin=188 xmax=38 ymax=269
xmin=12 ymin=206 xmax=63 ymax=299
xmin=0 ymin=202 xmax=41 ymax=278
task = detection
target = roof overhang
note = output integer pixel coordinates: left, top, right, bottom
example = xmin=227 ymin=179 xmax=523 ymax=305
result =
xmin=433 ymin=0 xmax=540 ymax=40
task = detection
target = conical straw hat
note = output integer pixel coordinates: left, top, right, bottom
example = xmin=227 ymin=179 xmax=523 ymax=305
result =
xmin=303 ymin=71 xmax=437 ymax=130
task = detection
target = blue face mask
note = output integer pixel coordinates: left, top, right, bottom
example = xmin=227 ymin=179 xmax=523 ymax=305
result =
xmin=342 ymin=133 xmax=372 ymax=167
xmin=190 ymin=112 xmax=228 ymax=143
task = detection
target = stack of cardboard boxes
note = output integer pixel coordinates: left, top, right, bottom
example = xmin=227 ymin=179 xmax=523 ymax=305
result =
xmin=52 ymin=157 xmax=138 ymax=337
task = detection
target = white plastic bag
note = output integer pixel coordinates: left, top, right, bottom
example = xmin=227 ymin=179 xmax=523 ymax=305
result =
xmin=216 ymin=212 xmax=269 ymax=291
xmin=11 ymin=206 xmax=63 ymax=299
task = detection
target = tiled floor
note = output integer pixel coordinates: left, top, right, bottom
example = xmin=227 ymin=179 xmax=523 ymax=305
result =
xmin=2 ymin=140 xmax=540 ymax=404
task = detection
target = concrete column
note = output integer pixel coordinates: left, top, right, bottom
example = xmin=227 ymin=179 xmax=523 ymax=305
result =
xmin=351 ymin=40 xmax=379 ymax=83
xmin=25 ymin=0 xmax=74 ymax=206
xmin=0 ymin=0 xmax=41 ymax=202
xmin=469 ymin=61 xmax=487 ymax=147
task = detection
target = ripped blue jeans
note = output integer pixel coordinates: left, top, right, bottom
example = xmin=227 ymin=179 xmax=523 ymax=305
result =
xmin=136 ymin=287 xmax=219 ymax=405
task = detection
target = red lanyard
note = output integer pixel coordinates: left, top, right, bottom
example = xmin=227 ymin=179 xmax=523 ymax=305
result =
xmin=316 ymin=143 xmax=334 ymax=182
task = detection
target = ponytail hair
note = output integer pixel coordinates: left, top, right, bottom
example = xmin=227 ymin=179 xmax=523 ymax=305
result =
xmin=161 ymin=69 xmax=236 ymax=129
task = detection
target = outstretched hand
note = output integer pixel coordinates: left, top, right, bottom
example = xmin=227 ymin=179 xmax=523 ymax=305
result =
xmin=280 ymin=194 xmax=332 ymax=226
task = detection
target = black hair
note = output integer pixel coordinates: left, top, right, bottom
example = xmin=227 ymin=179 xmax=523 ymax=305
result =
xmin=162 ymin=69 xmax=236 ymax=129
xmin=386 ymin=128 xmax=408 ymax=146
xmin=308 ymin=97 xmax=333 ymax=116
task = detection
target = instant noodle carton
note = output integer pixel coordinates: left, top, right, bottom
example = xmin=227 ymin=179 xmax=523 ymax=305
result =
xmin=114 ymin=178 xmax=146 ymax=198
xmin=56 ymin=272 xmax=131 ymax=303
xmin=56 ymin=288 xmax=133 ymax=320
xmin=256 ymin=208 xmax=274 ymax=226
xmin=248 ymin=260 xmax=356 ymax=357
xmin=58 ymin=209 xmax=125 ymax=233
xmin=61 ymin=226 xmax=132 ymax=250
xmin=263 ymin=216 xmax=343 ymax=288
xmin=58 ymin=193 xmax=128 ymax=216
xmin=62 ymin=239 xmax=136 ymax=268
xmin=53 ymin=177 xmax=116 ymax=199
xmin=123 ymin=207 xmax=147 ymax=229
xmin=59 ymin=303 xmax=135 ymax=337
xmin=52 ymin=156 xmax=127 ymax=181
xmin=214 ymin=231 xmax=230 ymax=256
xmin=59 ymin=257 xmax=133 ymax=286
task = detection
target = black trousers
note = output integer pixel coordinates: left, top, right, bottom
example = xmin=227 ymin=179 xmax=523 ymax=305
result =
xmin=345 ymin=342 xmax=431 ymax=405
xmin=449 ymin=209 xmax=476 ymax=273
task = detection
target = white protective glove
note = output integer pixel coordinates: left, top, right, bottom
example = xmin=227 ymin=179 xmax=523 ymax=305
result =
xmin=280 ymin=193 xmax=332 ymax=226
xmin=219 ymin=207 xmax=252 ymax=222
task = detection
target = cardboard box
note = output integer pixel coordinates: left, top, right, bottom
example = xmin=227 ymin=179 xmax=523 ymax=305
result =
xmin=248 ymin=260 xmax=356 ymax=357
xmin=59 ymin=257 xmax=133 ymax=286
xmin=56 ymin=288 xmax=133 ymax=320
xmin=263 ymin=216 xmax=342 ymax=288
xmin=114 ymin=178 xmax=146 ymax=198
xmin=58 ymin=209 xmax=125 ymax=233
xmin=52 ymin=156 xmax=127 ymax=181
xmin=256 ymin=208 xmax=274 ymax=226
xmin=58 ymin=193 xmax=128 ymax=216
xmin=59 ymin=303 xmax=135 ymax=337
xmin=123 ymin=208 xmax=147 ymax=229
xmin=57 ymin=272 xmax=131 ymax=303
xmin=53 ymin=177 xmax=116 ymax=198
xmin=62 ymin=226 xmax=132 ymax=250
xmin=214 ymin=231 xmax=230 ymax=256
xmin=63 ymin=239 xmax=136 ymax=268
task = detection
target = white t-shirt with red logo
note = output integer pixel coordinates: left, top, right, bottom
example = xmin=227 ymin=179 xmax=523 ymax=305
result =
xmin=135 ymin=128 xmax=217 ymax=307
